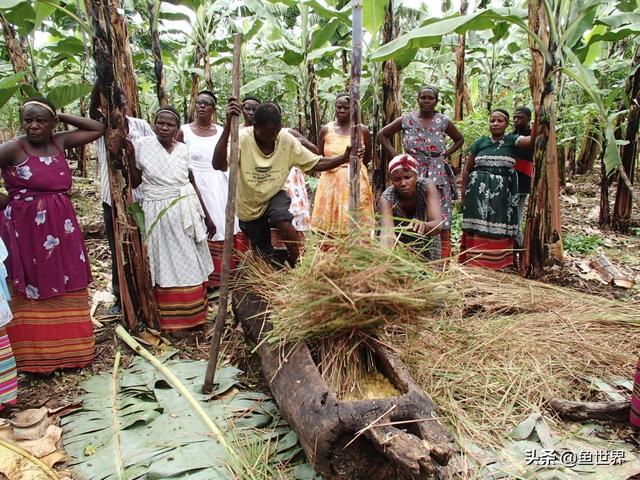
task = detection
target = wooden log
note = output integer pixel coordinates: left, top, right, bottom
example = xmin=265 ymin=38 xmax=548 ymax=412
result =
xmin=589 ymin=253 xmax=635 ymax=289
xmin=233 ymin=288 xmax=455 ymax=479
xmin=549 ymin=398 xmax=630 ymax=422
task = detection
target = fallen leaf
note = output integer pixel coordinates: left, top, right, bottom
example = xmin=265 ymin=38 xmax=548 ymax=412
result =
xmin=39 ymin=450 xmax=68 ymax=469
xmin=16 ymin=425 xmax=62 ymax=458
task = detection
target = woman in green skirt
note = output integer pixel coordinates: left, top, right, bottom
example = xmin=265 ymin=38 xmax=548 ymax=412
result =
xmin=460 ymin=109 xmax=532 ymax=269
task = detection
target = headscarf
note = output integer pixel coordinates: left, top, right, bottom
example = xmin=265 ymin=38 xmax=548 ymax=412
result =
xmin=388 ymin=154 xmax=418 ymax=175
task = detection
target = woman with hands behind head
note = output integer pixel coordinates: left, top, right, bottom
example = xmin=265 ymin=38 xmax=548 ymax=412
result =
xmin=0 ymin=97 xmax=104 ymax=373
xmin=131 ymin=106 xmax=214 ymax=334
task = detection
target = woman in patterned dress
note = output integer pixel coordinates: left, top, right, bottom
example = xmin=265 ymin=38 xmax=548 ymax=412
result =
xmin=312 ymin=93 xmax=374 ymax=236
xmin=0 ymin=97 xmax=104 ymax=373
xmin=131 ymin=107 xmax=214 ymax=332
xmin=379 ymin=154 xmax=442 ymax=260
xmin=378 ymin=86 xmax=464 ymax=257
xmin=459 ymin=109 xmax=532 ymax=270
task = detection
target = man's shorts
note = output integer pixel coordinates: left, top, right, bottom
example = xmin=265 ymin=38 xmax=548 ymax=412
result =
xmin=239 ymin=190 xmax=293 ymax=256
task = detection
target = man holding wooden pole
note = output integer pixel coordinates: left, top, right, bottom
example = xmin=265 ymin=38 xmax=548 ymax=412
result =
xmin=212 ymin=101 xmax=353 ymax=267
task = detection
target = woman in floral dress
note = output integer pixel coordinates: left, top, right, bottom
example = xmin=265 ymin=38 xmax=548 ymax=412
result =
xmin=459 ymin=109 xmax=532 ymax=270
xmin=0 ymin=97 xmax=104 ymax=372
xmin=378 ymin=86 xmax=464 ymax=257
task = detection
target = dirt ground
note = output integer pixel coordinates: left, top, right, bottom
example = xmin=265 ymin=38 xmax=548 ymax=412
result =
xmin=7 ymin=161 xmax=640 ymax=478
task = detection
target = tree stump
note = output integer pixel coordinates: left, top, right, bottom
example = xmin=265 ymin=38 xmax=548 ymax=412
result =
xmin=232 ymin=288 xmax=456 ymax=479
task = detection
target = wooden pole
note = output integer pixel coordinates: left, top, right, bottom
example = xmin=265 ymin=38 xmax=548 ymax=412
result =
xmin=349 ymin=0 xmax=363 ymax=227
xmin=203 ymin=32 xmax=243 ymax=393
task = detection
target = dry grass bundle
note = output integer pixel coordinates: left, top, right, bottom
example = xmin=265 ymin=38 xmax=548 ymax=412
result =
xmin=238 ymin=233 xmax=457 ymax=343
xmin=397 ymin=266 xmax=640 ymax=448
xmin=311 ymin=333 xmax=376 ymax=399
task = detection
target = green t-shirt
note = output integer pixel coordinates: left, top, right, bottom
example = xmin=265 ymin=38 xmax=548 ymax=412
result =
xmin=237 ymin=127 xmax=320 ymax=221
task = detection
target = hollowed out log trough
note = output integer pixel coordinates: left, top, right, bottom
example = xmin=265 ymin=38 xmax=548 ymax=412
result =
xmin=232 ymin=288 xmax=456 ymax=479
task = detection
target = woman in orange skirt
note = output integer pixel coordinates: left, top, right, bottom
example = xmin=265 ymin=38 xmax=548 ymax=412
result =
xmin=311 ymin=93 xmax=374 ymax=236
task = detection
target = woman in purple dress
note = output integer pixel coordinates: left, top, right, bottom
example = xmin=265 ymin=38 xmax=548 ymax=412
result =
xmin=0 ymin=97 xmax=104 ymax=373
xmin=378 ymin=86 xmax=464 ymax=257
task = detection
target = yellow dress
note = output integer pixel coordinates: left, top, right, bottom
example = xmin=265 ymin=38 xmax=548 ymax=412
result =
xmin=311 ymin=123 xmax=374 ymax=235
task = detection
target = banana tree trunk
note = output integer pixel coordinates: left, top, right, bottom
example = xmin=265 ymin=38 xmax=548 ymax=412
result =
xmin=296 ymin=84 xmax=304 ymax=132
xmin=575 ymin=126 xmax=600 ymax=174
xmin=85 ymin=0 xmax=160 ymax=331
xmin=462 ymin=83 xmax=474 ymax=115
xmin=598 ymin=154 xmax=611 ymax=226
xmin=0 ymin=12 xmax=33 ymax=87
xmin=452 ymin=0 xmax=468 ymax=171
xmin=188 ymin=47 xmax=204 ymax=123
xmin=567 ymin=140 xmax=576 ymax=176
xmin=521 ymin=0 xmax=563 ymax=278
xmin=373 ymin=0 xmax=401 ymax=199
xmin=147 ymin=0 xmax=168 ymax=107
xmin=612 ymin=46 xmax=640 ymax=232
xmin=77 ymin=97 xmax=89 ymax=177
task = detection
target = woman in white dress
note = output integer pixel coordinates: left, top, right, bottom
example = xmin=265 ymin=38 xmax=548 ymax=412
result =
xmin=177 ymin=90 xmax=247 ymax=289
xmin=132 ymin=106 xmax=214 ymax=332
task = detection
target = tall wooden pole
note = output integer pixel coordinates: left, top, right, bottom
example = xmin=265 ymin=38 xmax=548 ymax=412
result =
xmin=203 ymin=33 xmax=243 ymax=393
xmin=349 ymin=0 xmax=363 ymax=226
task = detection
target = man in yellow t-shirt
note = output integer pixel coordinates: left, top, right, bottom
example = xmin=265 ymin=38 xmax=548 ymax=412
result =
xmin=213 ymin=99 xmax=351 ymax=266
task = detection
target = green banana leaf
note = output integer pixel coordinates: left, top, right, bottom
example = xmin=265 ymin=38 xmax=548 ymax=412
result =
xmin=62 ymin=354 xmax=309 ymax=479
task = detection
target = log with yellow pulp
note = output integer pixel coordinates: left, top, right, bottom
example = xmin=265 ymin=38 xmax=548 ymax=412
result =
xmin=343 ymin=371 xmax=400 ymax=401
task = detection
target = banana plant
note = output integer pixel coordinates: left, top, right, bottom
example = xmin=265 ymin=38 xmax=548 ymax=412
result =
xmin=0 ymin=0 xmax=93 ymax=110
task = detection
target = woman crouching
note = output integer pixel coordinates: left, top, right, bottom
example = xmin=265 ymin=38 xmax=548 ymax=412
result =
xmin=131 ymin=106 xmax=215 ymax=333
xmin=379 ymin=154 xmax=443 ymax=259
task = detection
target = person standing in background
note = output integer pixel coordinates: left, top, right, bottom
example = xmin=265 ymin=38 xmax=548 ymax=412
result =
xmin=312 ymin=93 xmax=374 ymax=236
xmin=512 ymin=106 xmax=533 ymax=248
xmin=131 ymin=106 xmax=214 ymax=334
xmin=177 ymin=90 xmax=247 ymax=290
xmin=91 ymin=84 xmax=154 ymax=314
xmin=378 ymin=86 xmax=464 ymax=258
